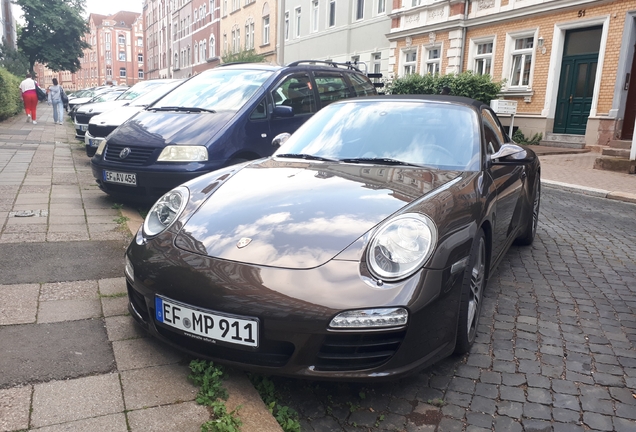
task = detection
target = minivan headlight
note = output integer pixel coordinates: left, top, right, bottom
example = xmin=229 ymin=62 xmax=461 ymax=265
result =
xmin=367 ymin=213 xmax=437 ymax=281
xmin=157 ymin=145 xmax=208 ymax=162
xmin=143 ymin=186 xmax=189 ymax=237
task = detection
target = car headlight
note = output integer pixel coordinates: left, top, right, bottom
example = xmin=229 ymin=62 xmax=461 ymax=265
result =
xmin=143 ymin=186 xmax=189 ymax=237
xmin=157 ymin=145 xmax=208 ymax=162
xmin=367 ymin=213 xmax=437 ymax=281
xmin=95 ymin=140 xmax=107 ymax=156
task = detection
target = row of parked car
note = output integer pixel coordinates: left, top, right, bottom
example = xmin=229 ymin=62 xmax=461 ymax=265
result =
xmin=70 ymin=61 xmax=376 ymax=202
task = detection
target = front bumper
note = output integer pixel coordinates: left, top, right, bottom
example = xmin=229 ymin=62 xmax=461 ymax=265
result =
xmin=124 ymin=233 xmax=464 ymax=380
xmin=84 ymin=132 xmax=105 ymax=157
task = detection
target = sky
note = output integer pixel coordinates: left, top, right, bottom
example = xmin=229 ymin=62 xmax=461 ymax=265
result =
xmin=83 ymin=0 xmax=143 ymax=16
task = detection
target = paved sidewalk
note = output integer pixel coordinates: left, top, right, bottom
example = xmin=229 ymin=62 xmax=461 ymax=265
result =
xmin=0 ymin=103 xmax=281 ymax=432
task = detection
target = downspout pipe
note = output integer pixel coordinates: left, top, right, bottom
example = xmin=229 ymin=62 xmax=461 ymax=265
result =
xmin=458 ymin=0 xmax=469 ymax=73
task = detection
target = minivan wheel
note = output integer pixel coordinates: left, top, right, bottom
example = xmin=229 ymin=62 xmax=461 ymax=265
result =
xmin=454 ymin=230 xmax=486 ymax=355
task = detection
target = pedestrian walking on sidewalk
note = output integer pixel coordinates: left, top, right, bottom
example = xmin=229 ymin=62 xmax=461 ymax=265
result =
xmin=19 ymin=73 xmax=39 ymax=124
xmin=47 ymin=78 xmax=65 ymax=125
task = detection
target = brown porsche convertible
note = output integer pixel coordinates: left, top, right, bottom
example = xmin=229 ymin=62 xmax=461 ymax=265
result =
xmin=125 ymin=95 xmax=541 ymax=380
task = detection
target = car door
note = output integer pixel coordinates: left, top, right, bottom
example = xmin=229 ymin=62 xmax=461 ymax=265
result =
xmin=483 ymin=109 xmax=525 ymax=262
xmin=312 ymin=71 xmax=353 ymax=108
xmin=244 ymin=97 xmax=271 ymax=150
xmin=268 ymin=72 xmax=317 ymax=138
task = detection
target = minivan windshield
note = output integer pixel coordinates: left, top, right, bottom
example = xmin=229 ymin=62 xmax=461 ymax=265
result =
xmin=153 ymin=68 xmax=273 ymax=112
xmin=132 ymin=81 xmax=183 ymax=107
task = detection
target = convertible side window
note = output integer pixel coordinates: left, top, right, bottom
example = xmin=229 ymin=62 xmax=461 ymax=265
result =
xmin=482 ymin=109 xmax=503 ymax=154
xmin=271 ymin=73 xmax=316 ymax=115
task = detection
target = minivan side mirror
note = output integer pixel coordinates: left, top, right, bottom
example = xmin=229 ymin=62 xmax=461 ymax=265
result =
xmin=273 ymin=105 xmax=294 ymax=118
xmin=272 ymin=133 xmax=291 ymax=149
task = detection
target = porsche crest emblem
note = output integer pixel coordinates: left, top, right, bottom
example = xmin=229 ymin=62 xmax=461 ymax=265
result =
xmin=237 ymin=238 xmax=252 ymax=248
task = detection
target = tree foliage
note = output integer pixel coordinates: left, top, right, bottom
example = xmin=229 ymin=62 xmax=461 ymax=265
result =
xmin=385 ymin=71 xmax=504 ymax=104
xmin=15 ymin=0 xmax=90 ymax=74
xmin=0 ymin=37 xmax=30 ymax=76
xmin=221 ymin=49 xmax=267 ymax=64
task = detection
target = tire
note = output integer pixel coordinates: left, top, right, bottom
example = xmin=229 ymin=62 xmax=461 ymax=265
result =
xmin=454 ymin=230 xmax=487 ymax=355
xmin=514 ymin=176 xmax=541 ymax=246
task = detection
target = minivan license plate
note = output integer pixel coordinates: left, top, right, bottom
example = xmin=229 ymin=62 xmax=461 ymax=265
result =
xmin=103 ymin=170 xmax=136 ymax=186
xmin=155 ymin=296 xmax=258 ymax=347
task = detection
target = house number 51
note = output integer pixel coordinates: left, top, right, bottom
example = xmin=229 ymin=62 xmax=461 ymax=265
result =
xmin=578 ymin=10 xmax=586 ymax=17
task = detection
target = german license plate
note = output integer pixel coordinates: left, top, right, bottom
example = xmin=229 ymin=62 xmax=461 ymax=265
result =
xmin=155 ymin=296 xmax=258 ymax=347
xmin=89 ymin=138 xmax=103 ymax=147
xmin=80 ymin=124 xmax=88 ymax=131
xmin=103 ymin=170 xmax=136 ymax=186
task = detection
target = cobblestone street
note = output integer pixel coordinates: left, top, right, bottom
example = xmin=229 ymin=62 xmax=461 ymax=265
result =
xmin=268 ymin=188 xmax=636 ymax=432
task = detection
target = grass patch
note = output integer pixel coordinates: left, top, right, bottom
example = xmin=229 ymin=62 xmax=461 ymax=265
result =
xmin=189 ymin=360 xmax=242 ymax=432
xmin=99 ymin=292 xmax=127 ymax=298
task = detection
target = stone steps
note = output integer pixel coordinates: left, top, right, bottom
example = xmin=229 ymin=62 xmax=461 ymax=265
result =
xmin=593 ymin=156 xmax=636 ymax=174
xmin=608 ymin=139 xmax=632 ymax=150
xmin=539 ymin=133 xmax=586 ymax=149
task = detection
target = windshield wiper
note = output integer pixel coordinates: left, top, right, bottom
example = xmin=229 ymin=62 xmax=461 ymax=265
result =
xmin=340 ymin=157 xmax=431 ymax=168
xmin=276 ymin=153 xmax=337 ymax=162
xmin=151 ymin=106 xmax=216 ymax=113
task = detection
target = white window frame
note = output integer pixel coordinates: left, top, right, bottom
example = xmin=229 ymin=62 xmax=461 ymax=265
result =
xmin=119 ymin=51 xmax=126 ymax=61
xmin=423 ymin=45 xmax=441 ymax=75
xmin=295 ymin=7 xmax=301 ymax=38
xmin=401 ymin=48 xmax=418 ymax=77
xmin=263 ymin=16 xmax=270 ymax=44
xmin=138 ymin=53 xmax=144 ymax=63
xmin=209 ymin=35 xmax=215 ymax=57
xmin=312 ymin=1 xmax=319 ymax=32
xmin=377 ymin=0 xmax=386 ymax=14
xmin=138 ymin=69 xmax=144 ymax=78
xmin=119 ymin=67 xmax=126 ymax=77
xmin=328 ymin=0 xmax=335 ymax=27
xmin=503 ymin=30 xmax=537 ymax=89
xmin=355 ymin=0 xmax=364 ymax=21
xmin=284 ymin=11 xmax=290 ymax=40
xmin=469 ymin=37 xmax=495 ymax=76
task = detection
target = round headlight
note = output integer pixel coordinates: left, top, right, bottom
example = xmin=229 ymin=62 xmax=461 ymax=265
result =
xmin=143 ymin=186 xmax=190 ymax=237
xmin=367 ymin=213 xmax=437 ymax=281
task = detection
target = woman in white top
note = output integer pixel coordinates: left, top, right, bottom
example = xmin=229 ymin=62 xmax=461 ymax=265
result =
xmin=19 ymin=73 xmax=38 ymax=124
xmin=47 ymin=78 xmax=65 ymax=125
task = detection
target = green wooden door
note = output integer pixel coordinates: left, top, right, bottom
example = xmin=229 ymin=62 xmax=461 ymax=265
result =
xmin=554 ymin=27 xmax=601 ymax=135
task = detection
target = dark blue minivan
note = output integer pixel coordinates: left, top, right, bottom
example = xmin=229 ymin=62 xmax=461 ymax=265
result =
xmin=91 ymin=61 xmax=377 ymax=202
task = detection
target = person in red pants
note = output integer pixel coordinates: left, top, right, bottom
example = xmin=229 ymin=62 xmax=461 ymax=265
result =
xmin=19 ymin=73 xmax=39 ymax=124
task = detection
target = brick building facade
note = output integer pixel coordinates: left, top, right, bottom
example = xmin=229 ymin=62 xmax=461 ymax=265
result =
xmin=388 ymin=0 xmax=636 ymax=147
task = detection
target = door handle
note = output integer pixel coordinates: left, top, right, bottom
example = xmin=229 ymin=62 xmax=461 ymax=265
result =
xmin=569 ymin=95 xmax=573 ymax=103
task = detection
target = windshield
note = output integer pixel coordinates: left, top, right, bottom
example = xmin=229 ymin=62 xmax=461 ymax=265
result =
xmin=154 ymin=68 xmax=273 ymax=112
xmin=275 ymin=101 xmax=481 ymax=171
xmin=132 ymin=81 xmax=183 ymax=107
xmin=92 ymin=91 xmax=124 ymax=103
xmin=117 ymin=81 xmax=166 ymax=101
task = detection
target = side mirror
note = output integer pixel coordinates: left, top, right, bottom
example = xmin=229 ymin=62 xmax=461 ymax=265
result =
xmin=272 ymin=133 xmax=291 ymax=149
xmin=273 ymin=105 xmax=294 ymax=118
xmin=490 ymin=143 xmax=528 ymax=164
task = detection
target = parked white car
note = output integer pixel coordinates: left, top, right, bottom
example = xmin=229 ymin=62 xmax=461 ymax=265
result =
xmin=85 ymin=80 xmax=183 ymax=157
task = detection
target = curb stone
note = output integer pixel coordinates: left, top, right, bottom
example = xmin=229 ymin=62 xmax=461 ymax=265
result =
xmin=541 ymin=179 xmax=636 ymax=204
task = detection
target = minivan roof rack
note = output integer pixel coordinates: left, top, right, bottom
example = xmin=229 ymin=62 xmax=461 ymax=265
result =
xmin=286 ymin=60 xmax=364 ymax=73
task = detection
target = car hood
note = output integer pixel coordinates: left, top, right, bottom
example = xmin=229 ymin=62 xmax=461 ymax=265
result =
xmin=175 ymin=160 xmax=461 ymax=269
xmin=107 ymin=110 xmax=235 ymax=146
xmin=77 ymin=100 xmax=128 ymax=115
xmin=89 ymin=106 xmax=143 ymax=126
xmin=69 ymin=97 xmax=92 ymax=105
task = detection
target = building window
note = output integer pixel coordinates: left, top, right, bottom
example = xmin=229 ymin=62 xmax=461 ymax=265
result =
xmin=403 ymin=49 xmax=417 ymax=76
xmin=284 ymin=11 xmax=289 ymax=40
xmin=424 ymin=47 xmax=440 ymax=75
xmin=137 ymin=36 xmax=143 ymax=47
xmin=120 ymin=67 xmax=126 ymax=77
xmin=295 ymin=7 xmax=301 ymax=38
xmin=187 ymin=46 xmax=191 ymax=65
xmin=174 ymin=53 xmax=178 ymax=69
xmin=106 ymin=67 xmax=112 ymax=77
xmin=509 ymin=36 xmax=534 ymax=87
xmin=106 ymin=51 xmax=111 ymax=60
xmin=138 ymin=53 xmax=143 ymax=62
xmin=312 ymin=1 xmax=319 ymax=32
xmin=118 ymin=34 xmax=125 ymax=44
xmin=411 ymin=0 xmax=422 ymax=5
xmin=372 ymin=52 xmax=381 ymax=75
xmin=328 ymin=0 xmax=335 ymax=27
xmin=377 ymin=0 xmax=385 ymax=14
xmin=232 ymin=0 xmax=239 ymax=12
xmin=355 ymin=0 xmax=364 ymax=20
xmin=245 ymin=21 xmax=254 ymax=49
xmin=474 ymin=41 xmax=493 ymax=75
xmin=195 ymin=42 xmax=199 ymax=62
xmin=263 ymin=16 xmax=270 ymax=44
xmin=119 ymin=51 xmax=126 ymax=61
xmin=138 ymin=69 xmax=144 ymax=78
xmin=209 ymin=36 xmax=215 ymax=57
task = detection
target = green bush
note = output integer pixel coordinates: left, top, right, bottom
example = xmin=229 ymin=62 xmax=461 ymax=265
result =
xmin=0 ymin=68 xmax=23 ymax=120
xmin=512 ymin=129 xmax=543 ymax=145
xmin=385 ymin=71 xmax=504 ymax=104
